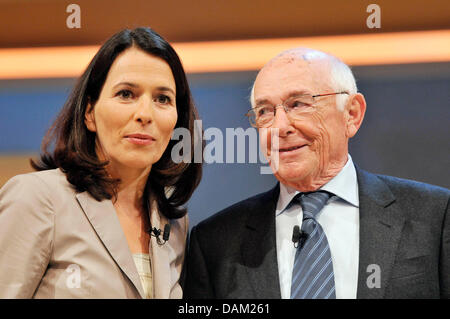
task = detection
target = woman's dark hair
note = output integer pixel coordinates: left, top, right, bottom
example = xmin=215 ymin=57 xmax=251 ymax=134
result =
xmin=32 ymin=27 xmax=203 ymax=219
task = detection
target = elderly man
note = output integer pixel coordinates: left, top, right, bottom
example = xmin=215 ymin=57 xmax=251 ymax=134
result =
xmin=184 ymin=48 xmax=449 ymax=299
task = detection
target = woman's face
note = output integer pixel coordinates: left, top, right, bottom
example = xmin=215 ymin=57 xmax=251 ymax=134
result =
xmin=85 ymin=47 xmax=178 ymax=176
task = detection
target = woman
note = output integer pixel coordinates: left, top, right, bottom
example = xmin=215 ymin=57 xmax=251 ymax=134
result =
xmin=0 ymin=27 xmax=202 ymax=298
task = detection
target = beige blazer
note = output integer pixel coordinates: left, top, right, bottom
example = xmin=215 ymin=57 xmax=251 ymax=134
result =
xmin=0 ymin=169 xmax=188 ymax=298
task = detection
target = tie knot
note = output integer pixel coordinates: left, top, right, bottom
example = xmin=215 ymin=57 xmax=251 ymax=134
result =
xmin=294 ymin=191 xmax=331 ymax=220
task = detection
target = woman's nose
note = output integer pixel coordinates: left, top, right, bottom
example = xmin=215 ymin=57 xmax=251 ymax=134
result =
xmin=134 ymin=95 xmax=153 ymax=124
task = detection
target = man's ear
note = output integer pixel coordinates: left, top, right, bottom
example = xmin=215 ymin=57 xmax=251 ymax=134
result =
xmin=84 ymin=102 xmax=97 ymax=132
xmin=344 ymin=93 xmax=366 ymax=138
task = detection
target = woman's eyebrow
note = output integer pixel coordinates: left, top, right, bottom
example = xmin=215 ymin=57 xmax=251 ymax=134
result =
xmin=112 ymin=81 xmax=139 ymax=89
xmin=156 ymin=86 xmax=176 ymax=95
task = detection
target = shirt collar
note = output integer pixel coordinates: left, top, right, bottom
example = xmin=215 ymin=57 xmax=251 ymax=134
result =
xmin=276 ymin=154 xmax=359 ymax=216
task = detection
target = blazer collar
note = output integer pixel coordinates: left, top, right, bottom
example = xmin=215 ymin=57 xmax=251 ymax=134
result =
xmin=148 ymin=198 xmax=172 ymax=299
xmin=241 ymin=184 xmax=282 ymax=298
xmin=75 ymin=192 xmax=145 ymax=298
xmin=355 ymin=166 xmax=405 ymax=299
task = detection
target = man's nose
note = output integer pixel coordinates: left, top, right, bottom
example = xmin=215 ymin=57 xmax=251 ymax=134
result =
xmin=271 ymin=106 xmax=294 ymax=136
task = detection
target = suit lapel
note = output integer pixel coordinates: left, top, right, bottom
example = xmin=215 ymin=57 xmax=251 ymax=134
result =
xmin=355 ymin=167 xmax=405 ymax=299
xmin=241 ymin=184 xmax=282 ymax=299
xmin=75 ymin=192 xmax=145 ymax=298
xmin=149 ymin=199 xmax=171 ymax=299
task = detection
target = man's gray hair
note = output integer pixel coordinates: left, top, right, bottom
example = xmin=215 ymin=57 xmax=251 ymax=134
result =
xmin=250 ymin=48 xmax=357 ymax=111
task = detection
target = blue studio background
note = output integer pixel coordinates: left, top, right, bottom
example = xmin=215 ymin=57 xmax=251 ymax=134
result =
xmin=0 ymin=63 xmax=449 ymax=227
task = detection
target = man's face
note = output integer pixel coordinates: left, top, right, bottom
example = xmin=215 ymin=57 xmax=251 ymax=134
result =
xmin=254 ymin=57 xmax=352 ymax=191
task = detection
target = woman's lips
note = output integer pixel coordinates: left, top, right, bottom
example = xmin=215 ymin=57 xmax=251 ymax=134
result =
xmin=124 ymin=134 xmax=155 ymax=146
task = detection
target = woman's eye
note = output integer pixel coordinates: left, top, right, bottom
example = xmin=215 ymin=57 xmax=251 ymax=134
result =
xmin=155 ymin=94 xmax=172 ymax=105
xmin=116 ymin=89 xmax=134 ymax=100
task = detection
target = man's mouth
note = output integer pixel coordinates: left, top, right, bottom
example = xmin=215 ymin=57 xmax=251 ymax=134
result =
xmin=278 ymin=145 xmax=305 ymax=152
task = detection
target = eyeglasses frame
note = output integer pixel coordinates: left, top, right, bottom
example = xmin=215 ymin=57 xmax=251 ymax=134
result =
xmin=245 ymin=91 xmax=349 ymax=128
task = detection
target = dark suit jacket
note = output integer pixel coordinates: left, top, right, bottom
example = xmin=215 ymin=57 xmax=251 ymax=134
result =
xmin=184 ymin=167 xmax=450 ymax=299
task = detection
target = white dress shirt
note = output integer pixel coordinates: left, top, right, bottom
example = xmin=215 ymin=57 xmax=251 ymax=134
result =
xmin=275 ymin=154 xmax=360 ymax=299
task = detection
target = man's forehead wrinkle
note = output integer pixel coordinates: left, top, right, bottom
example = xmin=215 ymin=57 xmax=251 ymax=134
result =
xmin=261 ymin=47 xmax=342 ymax=71
xmin=253 ymin=47 xmax=336 ymax=103
xmin=261 ymin=53 xmax=331 ymax=77
xmin=259 ymin=56 xmax=330 ymax=84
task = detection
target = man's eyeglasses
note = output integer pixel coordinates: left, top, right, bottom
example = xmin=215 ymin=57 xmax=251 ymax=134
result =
xmin=246 ymin=92 xmax=349 ymax=128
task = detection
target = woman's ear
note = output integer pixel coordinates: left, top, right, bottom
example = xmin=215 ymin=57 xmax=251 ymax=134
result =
xmin=344 ymin=93 xmax=366 ymax=138
xmin=84 ymin=102 xmax=97 ymax=132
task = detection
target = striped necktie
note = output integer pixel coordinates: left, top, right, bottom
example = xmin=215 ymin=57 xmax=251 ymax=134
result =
xmin=290 ymin=191 xmax=336 ymax=299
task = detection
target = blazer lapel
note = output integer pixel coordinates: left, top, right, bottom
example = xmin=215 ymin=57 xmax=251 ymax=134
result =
xmin=149 ymin=199 xmax=171 ymax=299
xmin=75 ymin=192 xmax=145 ymax=298
xmin=241 ymin=184 xmax=282 ymax=299
xmin=355 ymin=167 xmax=405 ymax=299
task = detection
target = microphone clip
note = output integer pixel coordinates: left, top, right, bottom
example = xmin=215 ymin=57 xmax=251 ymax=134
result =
xmin=292 ymin=225 xmax=308 ymax=249
xmin=148 ymin=224 xmax=171 ymax=246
